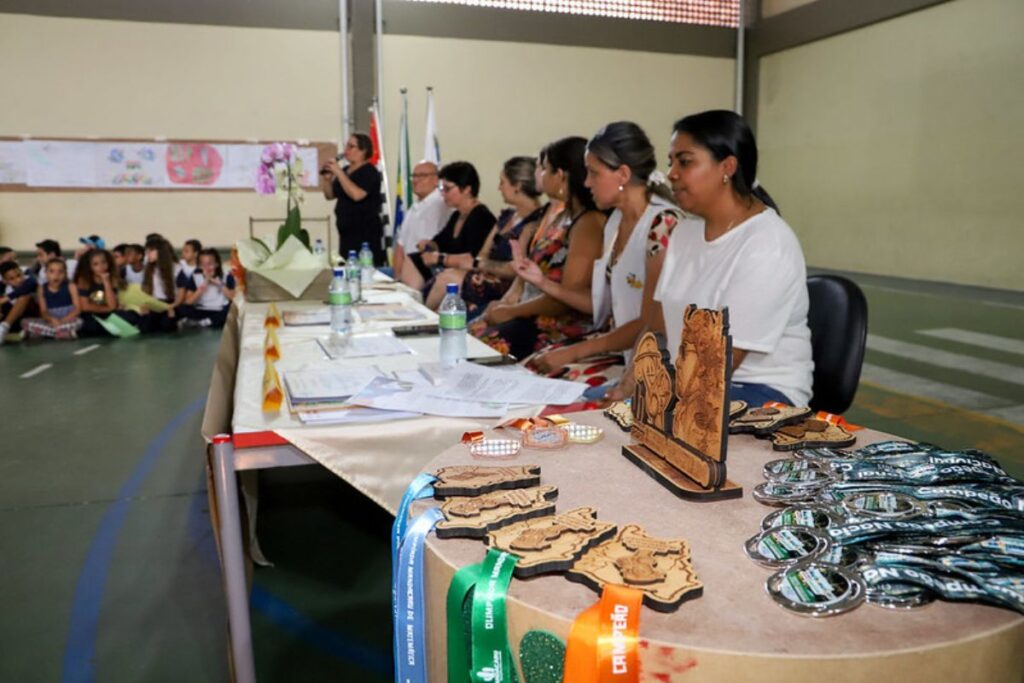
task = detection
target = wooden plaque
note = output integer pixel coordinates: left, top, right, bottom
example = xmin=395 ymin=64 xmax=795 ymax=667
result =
xmin=770 ymin=418 xmax=857 ymax=451
xmin=487 ymin=506 xmax=618 ymax=578
xmin=567 ymin=524 xmax=703 ymax=612
xmin=623 ymin=306 xmax=741 ymax=500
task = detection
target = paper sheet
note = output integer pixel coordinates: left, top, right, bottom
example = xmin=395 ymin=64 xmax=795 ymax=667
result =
xmin=297 ymin=406 xmax=421 ymax=425
xmin=349 ymin=377 xmax=508 ymax=418
xmin=327 ymin=334 xmax=415 ymax=359
xmin=284 ymin=309 xmax=330 ymax=326
xmin=284 ymin=366 xmax=380 ymax=402
xmin=430 ymin=363 xmax=584 ymax=405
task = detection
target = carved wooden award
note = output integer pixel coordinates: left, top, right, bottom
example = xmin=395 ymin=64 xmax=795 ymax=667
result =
xmin=436 ymin=485 xmax=559 ymax=538
xmin=623 ymin=305 xmax=741 ymax=500
xmin=487 ymin=507 xmax=618 ymax=578
xmin=567 ymin=524 xmax=703 ymax=612
xmin=432 ymin=465 xmax=542 ymax=498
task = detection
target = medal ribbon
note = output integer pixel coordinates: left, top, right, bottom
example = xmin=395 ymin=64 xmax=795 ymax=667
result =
xmin=394 ymin=507 xmax=444 ymax=683
xmin=813 ymin=410 xmax=863 ymax=431
xmin=470 ymin=550 xmax=518 ymax=683
xmin=565 ymin=584 xmax=644 ymax=682
xmin=392 ymin=474 xmax=438 ymax=677
xmin=446 ymin=549 xmax=519 ymax=683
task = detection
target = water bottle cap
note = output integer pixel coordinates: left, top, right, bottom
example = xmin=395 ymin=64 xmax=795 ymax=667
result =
xmin=348 ymin=250 xmax=357 ymax=257
xmin=361 ymin=242 xmax=369 ymax=248
xmin=333 ymin=267 xmax=344 ymax=276
xmin=446 ymin=283 xmax=458 ymax=294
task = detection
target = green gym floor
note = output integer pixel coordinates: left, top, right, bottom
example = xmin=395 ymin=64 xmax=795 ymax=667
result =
xmin=0 ymin=271 xmax=1021 ymax=682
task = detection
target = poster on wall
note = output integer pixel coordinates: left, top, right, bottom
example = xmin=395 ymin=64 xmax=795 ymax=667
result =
xmin=25 ymin=140 xmax=97 ymax=187
xmin=7 ymin=139 xmax=322 ymax=189
xmin=0 ymin=141 xmax=27 ymax=184
xmin=96 ymin=143 xmax=166 ymax=188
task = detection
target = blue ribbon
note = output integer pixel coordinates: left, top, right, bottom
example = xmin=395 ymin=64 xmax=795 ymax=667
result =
xmin=395 ymin=507 xmax=444 ymax=683
xmin=392 ymin=473 xmax=438 ymax=675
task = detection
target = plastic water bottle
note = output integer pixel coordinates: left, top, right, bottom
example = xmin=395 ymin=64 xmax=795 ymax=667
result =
xmin=346 ymin=250 xmax=362 ymax=303
xmin=313 ymin=238 xmax=325 ymax=257
xmin=328 ymin=267 xmax=352 ymax=339
xmin=359 ymin=242 xmax=374 ymax=285
xmin=438 ymin=283 xmax=467 ymax=369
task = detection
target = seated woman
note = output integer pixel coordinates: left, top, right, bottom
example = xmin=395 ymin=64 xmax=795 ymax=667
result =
xmin=620 ymin=110 xmax=813 ymax=407
xmin=403 ymin=161 xmax=495 ymax=292
xmin=74 ymin=248 xmax=123 ymax=337
xmin=470 ymin=136 xmax=606 ymax=360
xmin=423 ymin=156 xmax=544 ymax=314
xmin=514 ymin=122 xmax=683 ymax=396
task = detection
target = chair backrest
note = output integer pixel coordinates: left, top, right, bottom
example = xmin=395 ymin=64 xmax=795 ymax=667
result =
xmin=806 ymin=274 xmax=868 ymax=414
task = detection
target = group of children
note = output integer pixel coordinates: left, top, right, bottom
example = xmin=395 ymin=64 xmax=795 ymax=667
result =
xmin=0 ymin=234 xmax=235 ymax=344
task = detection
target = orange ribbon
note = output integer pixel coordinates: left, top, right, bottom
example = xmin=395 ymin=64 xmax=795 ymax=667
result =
xmin=497 ymin=416 xmax=559 ymax=433
xmin=461 ymin=431 xmax=485 ymax=444
xmin=814 ymin=410 xmax=863 ymax=432
xmin=565 ymin=584 xmax=643 ymax=682
xmin=763 ymin=401 xmax=789 ymax=409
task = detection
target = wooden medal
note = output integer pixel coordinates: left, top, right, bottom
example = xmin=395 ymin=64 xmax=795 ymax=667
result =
xmin=436 ymin=485 xmax=559 ymax=539
xmin=567 ymin=524 xmax=703 ymax=612
xmin=487 ymin=506 xmax=618 ymax=578
xmin=432 ymin=464 xmax=541 ymax=498
xmin=770 ymin=418 xmax=857 ymax=451
xmin=729 ymin=405 xmax=812 ymax=435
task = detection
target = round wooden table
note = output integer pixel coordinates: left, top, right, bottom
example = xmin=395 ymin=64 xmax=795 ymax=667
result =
xmin=417 ymin=411 xmax=1024 ymax=682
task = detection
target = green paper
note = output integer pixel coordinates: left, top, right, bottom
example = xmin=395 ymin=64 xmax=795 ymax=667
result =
xmin=518 ymin=631 xmax=565 ymax=683
xmin=96 ymin=312 xmax=140 ymax=338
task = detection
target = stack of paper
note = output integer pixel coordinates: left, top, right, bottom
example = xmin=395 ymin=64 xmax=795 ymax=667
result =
xmin=283 ymin=366 xmax=380 ymax=412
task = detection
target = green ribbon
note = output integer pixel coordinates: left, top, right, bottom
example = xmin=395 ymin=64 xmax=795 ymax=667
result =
xmin=447 ymin=549 xmax=519 ymax=683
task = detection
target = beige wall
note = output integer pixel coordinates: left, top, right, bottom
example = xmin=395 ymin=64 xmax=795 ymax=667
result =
xmin=757 ymin=0 xmax=1024 ymax=290
xmin=0 ymin=13 xmax=734 ymax=252
xmin=762 ymin=0 xmax=818 ymax=19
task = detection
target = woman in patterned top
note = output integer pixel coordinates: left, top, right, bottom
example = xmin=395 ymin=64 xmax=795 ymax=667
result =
xmin=514 ymin=122 xmax=683 ymax=395
xmin=470 ymin=137 xmax=606 ymax=360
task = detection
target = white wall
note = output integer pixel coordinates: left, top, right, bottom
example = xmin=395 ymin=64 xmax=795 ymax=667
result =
xmin=0 ymin=13 xmax=734 ymax=252
xmin=757 ymin=0 xmax=1024 ymax=290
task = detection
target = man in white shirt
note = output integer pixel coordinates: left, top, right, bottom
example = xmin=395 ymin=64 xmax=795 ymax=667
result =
xmin=395 ymin=161 xmax=453 ymax=286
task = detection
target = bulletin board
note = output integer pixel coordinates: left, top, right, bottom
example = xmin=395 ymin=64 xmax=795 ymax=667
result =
xmin=0 ymin=137 xmax=338 ymax=192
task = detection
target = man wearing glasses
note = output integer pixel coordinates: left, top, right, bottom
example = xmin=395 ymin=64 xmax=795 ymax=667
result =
xmin=396 ymin=161 xmax=454 ymax=286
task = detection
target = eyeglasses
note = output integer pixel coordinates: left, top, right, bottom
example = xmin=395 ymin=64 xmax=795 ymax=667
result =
xmin=411 ymin=172 xmax=437 ymax=179
xmin=440 ymin=183 xmax=458 ymax=193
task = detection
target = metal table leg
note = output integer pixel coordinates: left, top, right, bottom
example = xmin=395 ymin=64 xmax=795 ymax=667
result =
xmin=212 ymin=435 xmax=257 ymax=683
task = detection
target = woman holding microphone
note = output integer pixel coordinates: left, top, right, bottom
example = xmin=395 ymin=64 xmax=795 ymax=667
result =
xmin=320 ymin=133 xmax=385 ymax=265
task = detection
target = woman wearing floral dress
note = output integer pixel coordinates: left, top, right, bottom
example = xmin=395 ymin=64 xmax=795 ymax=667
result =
xmin=469 ymin=136 xmax=606 ymax=360
xmin=514 ymin=122 xmax=683 ymax=397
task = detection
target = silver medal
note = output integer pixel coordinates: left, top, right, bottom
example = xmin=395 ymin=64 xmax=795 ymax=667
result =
xmin=766 ymin=562 xmax=865 ymax=617
xmin=745 ymin=526 xmax=832 ymax=568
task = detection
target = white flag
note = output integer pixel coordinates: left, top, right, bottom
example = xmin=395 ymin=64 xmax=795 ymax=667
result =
xmin=423 ymin=87 xmax=440 ymax=165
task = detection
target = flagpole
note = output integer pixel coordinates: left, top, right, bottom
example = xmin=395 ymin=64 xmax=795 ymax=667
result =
xmin=374 ymin=0 xmax=385 ymax=125
xmin=371 ymin=99 xmax=394 ymax=241
xmin=338 ymin=0 xmax=351 ymax=140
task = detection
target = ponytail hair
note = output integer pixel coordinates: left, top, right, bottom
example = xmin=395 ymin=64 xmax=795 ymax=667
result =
xmin=587 ymin=121 xmax=676 ymax=205
xmin=672 ymin=110 xmax=780 ymax=213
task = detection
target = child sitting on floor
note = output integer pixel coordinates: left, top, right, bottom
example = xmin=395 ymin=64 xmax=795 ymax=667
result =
xmin=180 ymin=248 xmax=235 ymax=328
xmin=23 ymin=259 xmax=81 ymax=340
xmin=179 ymin=239 xmax=202 ymax=280
xmin=0 ymin=261 xmax=39 ymax=344
xmin=140 ymin=238 xmax=182 ymax=333
xmin=74 ymin=249 xmax=122 ymax=337
xmin=123 ymin=244 xmax=145 ymax=285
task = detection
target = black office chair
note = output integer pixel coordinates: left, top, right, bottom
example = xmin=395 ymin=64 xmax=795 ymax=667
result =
xmin=806 ymin=275 xmax=868 ymax=414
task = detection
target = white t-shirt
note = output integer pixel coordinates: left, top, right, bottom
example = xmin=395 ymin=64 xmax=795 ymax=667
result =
xmin=124 ymin=265 xmax=145 ymax=285
xmin=179 ymin=259 xmax=198 ymax=279
xmin=398 ymin=190 xmax=453 ymax=253
xmin=654 ymin=208 xmax=814 ymax=405
xmin=190 ymin=272 xmax=235 ymax=310
xmin=149 ymin=263 xmax=182 ymax=302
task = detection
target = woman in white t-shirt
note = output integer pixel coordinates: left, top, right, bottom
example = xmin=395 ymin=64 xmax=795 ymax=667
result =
xmin=644 ymin=110 xmax=813 ymax=406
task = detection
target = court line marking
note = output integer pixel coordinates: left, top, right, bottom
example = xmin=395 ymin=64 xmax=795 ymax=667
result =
xmin=917 ymin=328 xmax=1024 ymax=356
xmin=858 ymin=283 xmax=1024 ymax=310
xmin=20 ymin=363 xmax=53 ymax=379
xmin=73 ymin=344 xmax=101 ymax=356
xmin=867 ymin=334 xmax=1024 ymax=387
xmin=859 ymin=363 xmax=1014 ymax=414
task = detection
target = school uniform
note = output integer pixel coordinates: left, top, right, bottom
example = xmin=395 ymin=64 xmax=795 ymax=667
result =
xmin=180 ymin=272 xmax=235 ymax=328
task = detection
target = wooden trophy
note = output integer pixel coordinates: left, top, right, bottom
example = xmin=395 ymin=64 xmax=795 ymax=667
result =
xmin=622 ymin=305 xmax=741 ymax=500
